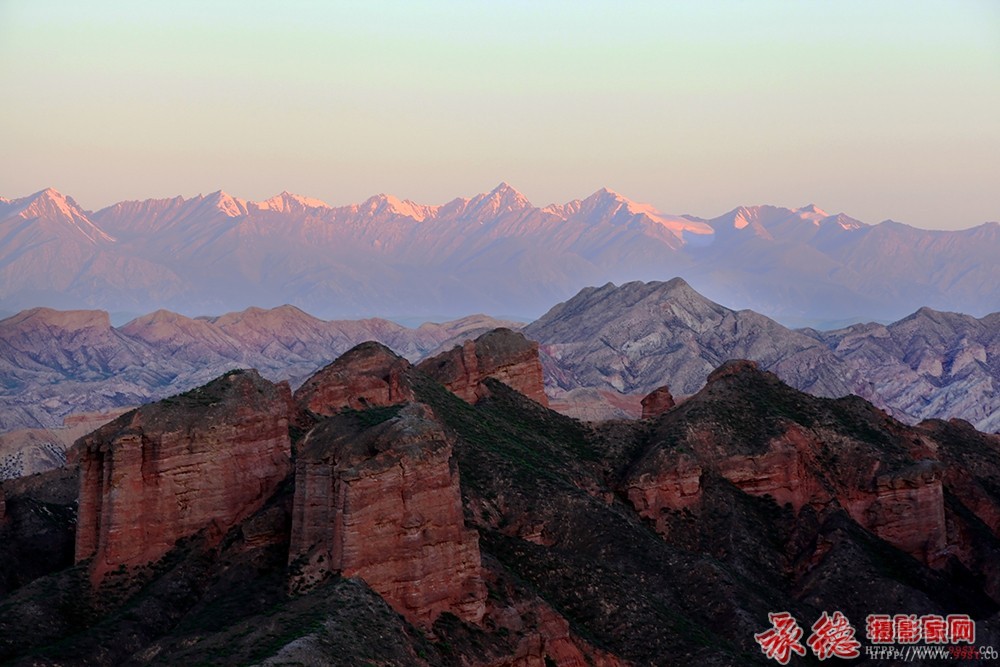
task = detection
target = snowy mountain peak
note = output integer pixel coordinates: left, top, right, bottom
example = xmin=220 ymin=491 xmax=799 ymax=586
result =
xmin=360 ymin=193 xmax=436 ymax=221
xmin=19 ymin=188 xmax=80 ymax=220
xmin=822 ymin=213 xmax=866 ymax=231
xmin=490 ymin=181 xmax=525 ymax=198
xmin=709 ymin=204 xmax=869 ymax=243
xmin=578 ymin=189 xmax=714 ymax=240
xmin=207 ymin=190 xmax=248 ymax=218
xmin=10 ymin=187 xmax=115 ymax=244
xmin=793 ymin=204 xmax=830 ymax=227
xmin=258 ymin=191 xmax=329 ymax=213
xmin=593 ymin=186 xmax=630 ymax=201
xmin=581 ymin=187 xmax=630 ymax=215
xmin=468 ymin=182 xmax=532 ymax=216
xmin=799 ymin=203 xmax=828 ymax=217
xmin=731 ymin=206 xmax=757 ymax=229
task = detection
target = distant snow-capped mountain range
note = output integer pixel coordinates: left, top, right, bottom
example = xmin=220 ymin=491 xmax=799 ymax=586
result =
xmin=1 ymin=183 xmax=997 ymax=323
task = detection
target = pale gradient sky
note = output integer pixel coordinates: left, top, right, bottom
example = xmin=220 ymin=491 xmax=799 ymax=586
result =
xmin=1 ymin=1 xmax=997 ymax=229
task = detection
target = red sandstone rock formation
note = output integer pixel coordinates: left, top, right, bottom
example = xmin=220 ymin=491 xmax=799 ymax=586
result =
xmin=862 ymin=462 xmax=947 ymax=565
xmin=640 ymin=385 xmax=675 ymax=419
xmin=716 ymin=425 xmax=834 ymax=513
xmin=417 ymin=328 xmax=548 ymax=407
xmin=630 ymin=426 xmax=950 ymax=565
xmin=294 ymin=342 xmax=414 ymax=417
xmin=289 ymin=402 xmax=486 ymax=628
xmin=73 ymin=370 xmax=292 ymax=581
xmin=916 ymin=418 xmax=1000 ymax=537
xmin=706 ymin=358 xmax=760 ymax=382
xmin=623 ymin=360 xmax=981 ymax=569
xmin=626 ymin=453 xmax=702 ymax=534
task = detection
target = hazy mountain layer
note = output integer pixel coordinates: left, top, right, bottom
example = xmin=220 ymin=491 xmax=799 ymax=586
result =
xmin=2 ymin=185 xmax=997 ymax=323
xmin=0 ymin=305 xmax=513 ymax=435
xmin=1 ymin=280 xmax=997 ymax=477
xmin=525 ymin=279 xmax=999 ymax=432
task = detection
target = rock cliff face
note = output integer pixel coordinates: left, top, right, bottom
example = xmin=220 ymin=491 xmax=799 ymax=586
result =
xmin=417 ymin=328 xmax=548 ymax=407
xmin=482 ymin=595 xmax=627 ymax=667
xmin=857 ymin=462 xmax=947 ymax=566
xmin=625 ymin=453 xmax=702 ymax=534
xmin=289 ymin=403 xmax=486 ymax=628
xmin=73 ymin=369 xmax=292 ymax=580
xmin=624 ymin=361 xmax=993 ymax=570
xmin=293 ymin=342 xmax=414 ymax=417
xmin=640 ymin=385 xmax=675 ymax=419
xmin=925 ymin=419 xmax=1000 ymax=535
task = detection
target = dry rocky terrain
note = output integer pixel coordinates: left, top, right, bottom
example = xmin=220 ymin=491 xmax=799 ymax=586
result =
xmin=1 ymin=328 xmax=998 ymax=665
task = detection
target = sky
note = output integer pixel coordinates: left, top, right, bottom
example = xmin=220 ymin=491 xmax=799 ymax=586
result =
xmin=0 ymin=1 xmax=997 ymax=229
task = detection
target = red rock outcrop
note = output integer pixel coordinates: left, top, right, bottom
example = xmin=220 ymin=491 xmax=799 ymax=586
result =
xmin=623 ymin=360 xmax=966 ymax=569
xmin=706 ymin=358 xmax=760 ymax=382
xmin=73 ymin=370 xmax=292 ymax=581
xmin=289 ymin=402 xmax=486 ymax=628
xmin=916 ymin=418 xmax=1000 ymax=537
xmin=640 ymin=385 xmax=675 ymax=419
xmin=717 ymin=425 xmax=834 ymax=513
xmin=630 ymin=425 xmax=948 ymax=564
xmin=417 ymin=328 xmax=548 ymax=407
xmin=626 ymin=453 xmax=702 ymax=534
xmin=294 ymin=342 xmax=414 ymax=417
xmin=942 ymin=469 xmax=1000 ymax=541
xmin=859 ymin=462 xmax=947 ymax=566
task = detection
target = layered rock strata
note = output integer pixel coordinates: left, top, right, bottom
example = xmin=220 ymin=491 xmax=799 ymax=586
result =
xmin=417 ymin=329 xmax=548 ymax=406
xmin=289 ymin=402 xmax=486 ymax=628
xmin=624 ymin=360 xmax=986 ymax=569
xmin=293 ymin=342 xmax=414 ymax=417
xmin=640 ymin=385 xmax=675 ymax=419
xmin=73 ymin=370 xmax=292 ymax=580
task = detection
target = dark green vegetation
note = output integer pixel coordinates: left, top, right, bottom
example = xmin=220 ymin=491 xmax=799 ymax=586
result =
xmin=1 ymin=361 xmax=999 ymax=665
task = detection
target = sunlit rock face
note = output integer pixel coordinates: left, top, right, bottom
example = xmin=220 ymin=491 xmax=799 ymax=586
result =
xmin=417 ymin=328 xmax=548 ymax=407
xmin=293 ymin=341 xmax=415 ymax=417
xmin=288 ymin=403 xmax=487 ymax=628
xmin=73 ymin=370 xmax=292 ymax=581
xmin=640 ymin=385 xmax=675 ymax=419
xmin=623 ymin=359 xmax=998 ymax=571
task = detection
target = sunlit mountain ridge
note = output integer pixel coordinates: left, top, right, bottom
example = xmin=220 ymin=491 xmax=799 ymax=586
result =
xmin=2 ymin=184 xmax=997 ymax=323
